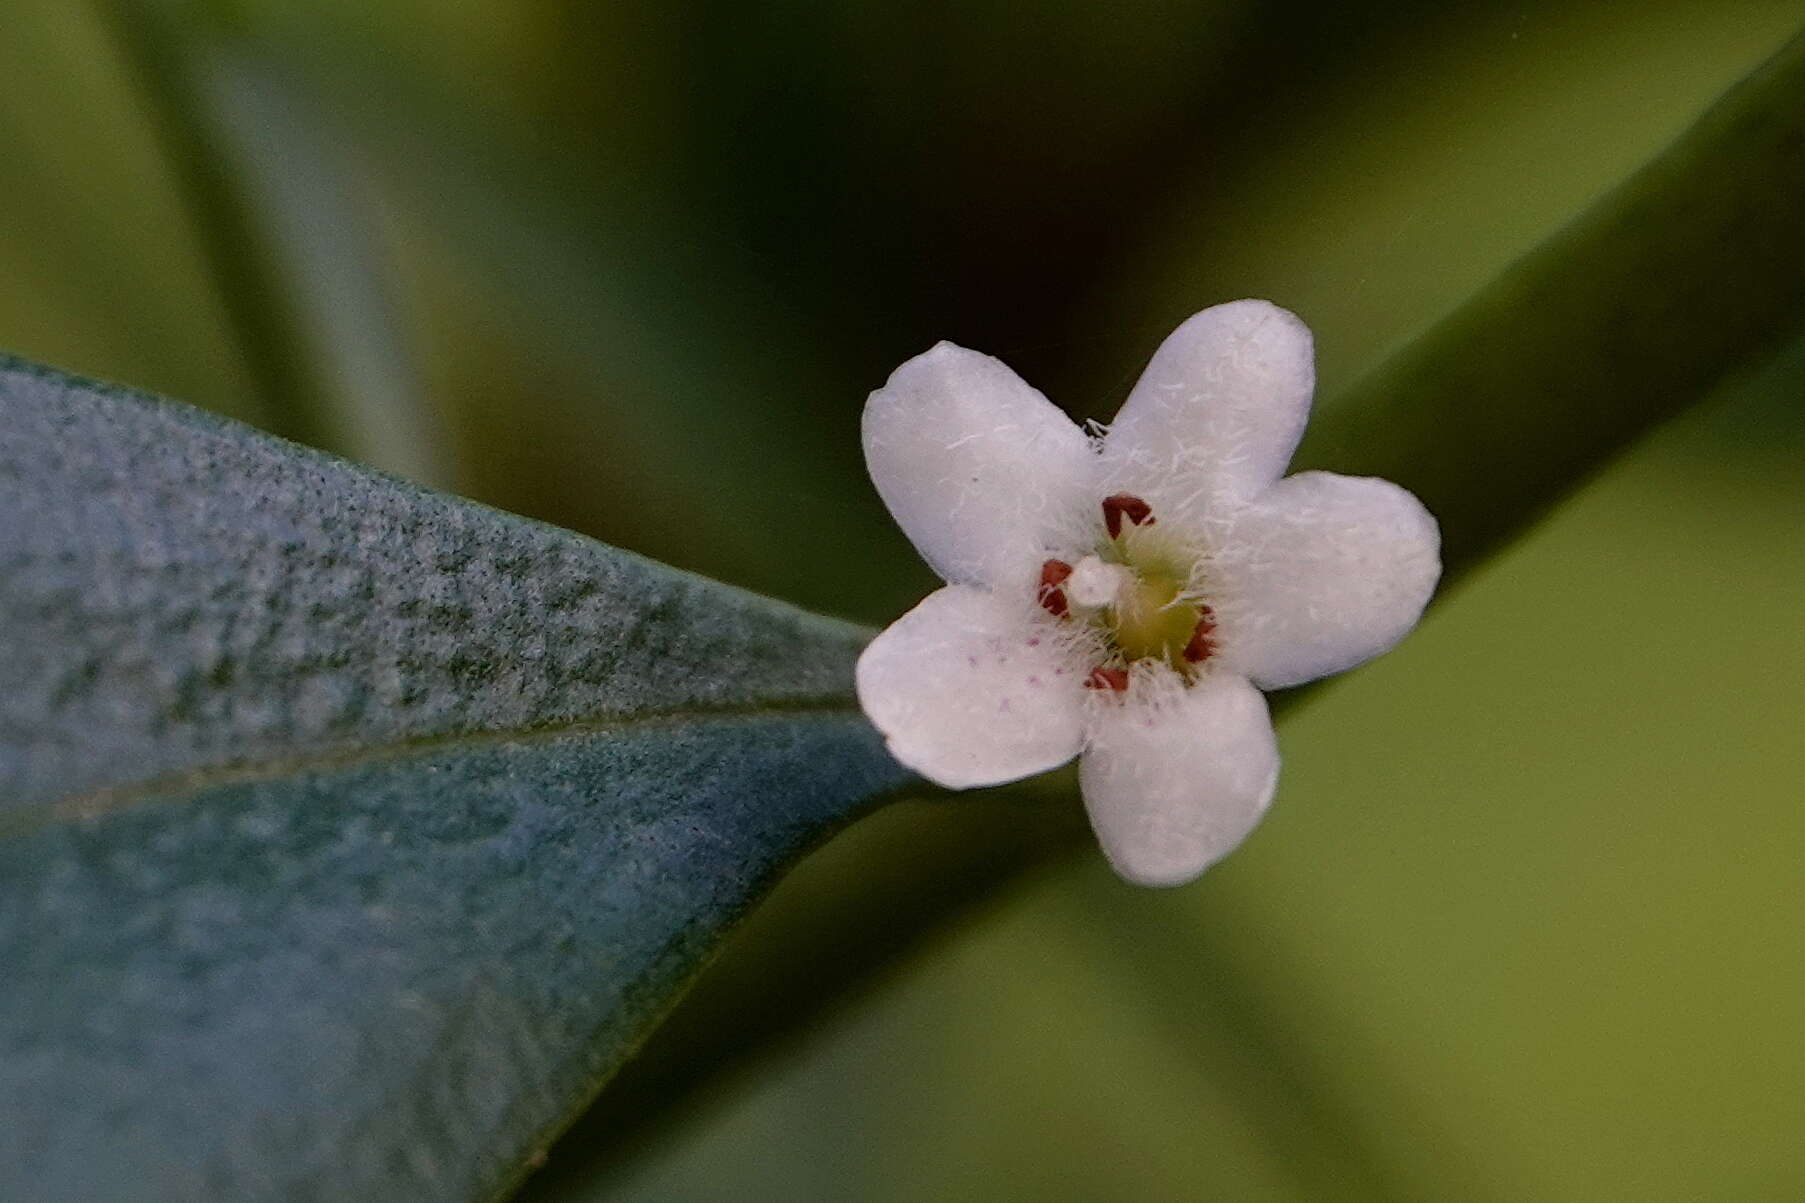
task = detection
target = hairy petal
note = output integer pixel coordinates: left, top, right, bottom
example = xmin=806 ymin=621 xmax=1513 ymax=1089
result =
xmin=864 ymin=343 xmax=1097 ymax=590
xmin=1098 ymin=300 xmax=1314 ymax=522
xmin=1079 ymin=673 xmax=1279 ymax=887
xmin=857 ymin=586 xmax=1086 ymax=789
xmin=1211 ymin=471 xmax=1441 ymax=690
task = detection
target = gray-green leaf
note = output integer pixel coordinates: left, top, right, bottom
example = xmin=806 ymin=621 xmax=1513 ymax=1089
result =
xmin=0 ymin=356 xmax=910 ymax=1201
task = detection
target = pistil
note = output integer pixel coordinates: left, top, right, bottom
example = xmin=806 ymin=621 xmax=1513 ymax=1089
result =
xmin=1066 ymin=556 xmax=1133 ymax=608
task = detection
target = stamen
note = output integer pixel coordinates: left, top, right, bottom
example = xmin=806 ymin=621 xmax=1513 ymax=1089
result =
xmin=1102 ymin=494 xmax=1155 ymax=539
xmin=1182 ymin=606 xmax=1217 ymax=664
xmin=1038 ymin=559 xmax=1073 ymax=618
xmin=1085 ymin=665 xmax=1130 ymax=692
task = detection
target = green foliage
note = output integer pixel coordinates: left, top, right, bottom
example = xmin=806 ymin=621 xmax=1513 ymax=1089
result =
xmin=0 ymin=358 xmax=909 ymax=1200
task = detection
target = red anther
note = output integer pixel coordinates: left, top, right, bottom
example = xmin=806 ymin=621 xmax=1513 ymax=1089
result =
xmin=1038 ymin=559 xmax=1073 ymax=618
xmin=1101 ymin=494 xmax=1155 ymax=539
xmin=1085 ymin=665 xmax=1130 ymax=692
xmin=1182 ymin=609 xmax=1217 ymax=664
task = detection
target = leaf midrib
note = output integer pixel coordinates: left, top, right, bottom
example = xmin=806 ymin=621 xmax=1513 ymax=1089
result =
xmin=2 ymin=694 xmax=872 ymax=837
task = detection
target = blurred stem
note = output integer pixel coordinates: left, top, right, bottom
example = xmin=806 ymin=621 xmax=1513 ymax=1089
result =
xmin=96 ymin=0 xmax=328 ymax=450
xmin=94 ymin=1 xmax=449 ymax=485
xmin=518 ymin=22 xmax=1805 ymax=1199
xmin=1069 ymin=884 xmax=1406 ymax=1201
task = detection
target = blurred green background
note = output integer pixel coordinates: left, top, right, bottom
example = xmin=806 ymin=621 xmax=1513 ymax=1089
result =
xmin=4 ymin=1 xmax=1802 ymax=1198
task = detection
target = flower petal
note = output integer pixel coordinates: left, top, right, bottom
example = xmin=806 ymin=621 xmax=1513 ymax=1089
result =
xmin=1079 ymin=672 xmax=1279 ymax=887
xmin=1211 ymin=471 xmax=1441 ymax=690
xmin=1098 ymin=300 xmax=1314 ymax=521
xmin=864 ymin=342 xmax=1097 ymax=589
xmin=857 ymin=585 xmax=1085 ymax=789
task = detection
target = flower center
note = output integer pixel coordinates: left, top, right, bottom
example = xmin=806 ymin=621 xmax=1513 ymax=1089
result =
xmin=1037 ymin=494 xmax=1216 ymax=690
xmin=1105 ymin=558 xmax=1205 ymax=664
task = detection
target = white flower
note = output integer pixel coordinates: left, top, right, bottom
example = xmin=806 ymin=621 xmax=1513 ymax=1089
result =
xmin=856 ymin=300 xmax=1441 ymax=887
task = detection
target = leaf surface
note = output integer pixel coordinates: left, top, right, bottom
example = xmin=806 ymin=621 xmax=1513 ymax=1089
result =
xmin=0 ymin=356 xmax=909 ymax=1201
